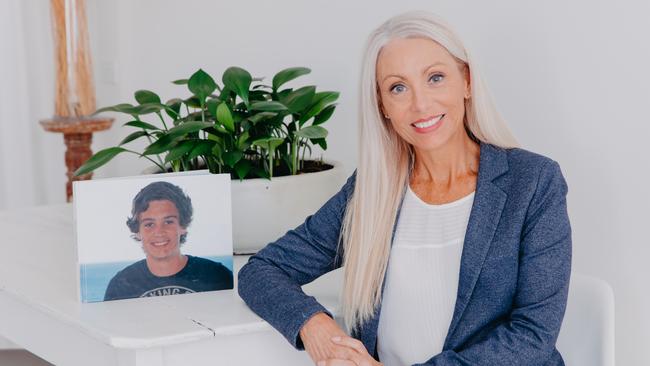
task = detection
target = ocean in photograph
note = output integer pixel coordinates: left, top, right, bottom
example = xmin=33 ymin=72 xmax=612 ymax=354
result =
xmin=80 ymin=256 xmax=234 ymax=303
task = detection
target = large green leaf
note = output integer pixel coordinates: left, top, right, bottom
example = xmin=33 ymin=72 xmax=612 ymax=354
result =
xmin=234 ymin=159 xmax=252 ymax=180
xmin=222 ymin=67 xmax=252 ymax=106
xmin=134 ymin=90 xmax=161 ymax=105
xmin=247 ymin=111 xmax=277 ymax=124
xmin=249 ymin=89 xmax=271 ymax=102
xmin=211 ymin=143 xmax=224 ymax=160
xmin=300 ymin=91 xmax=339 ymax=124
xmin=223 ymin=150 xmax=243 ymax=168
xmin=284 ymin=86 xmax=316 ymax=114
xmin=143 ymin=134 xmax=179 ymax=155
xmin=249 ymin=165 xmax=269 ymax=179
xmin=165 ymin=98 xmax=182 ymax=119
xmin=218 ymin=86 xmax=233 ymax=102
xmin=250 ymin=101 xmax=287 ymax=112
xmin=295 ymin=125 xmax=328 ymax=139
xmin=95 ymin=103 xmax=137 ymax=115
xmin=312 ymin=138 xmax=327 ymax=150
xmin=312 ymin=91 xmax=339 ymax=106
xmin=119 ymin=131 xmax=149 ymax=145
xmin=142 ymin=122 xmax=211 ymax=155
xmin=167 ymin=121 xmax=213 ymax=139
xmin=252 ymin=137 xmax=284 ymax=151
xmin=216 ymin=102 xmax=235 ymax=132
xmin=187 ymin=140 xmax=215 ymax=161
xmin=212 ymin=124 xmax=229 ymax=134
xmin=127 ymin=103 xmax=167 ymax=115
xmin=74 ymin=147 xmax=127 ymax=176
xmin=184 ymin=96 xmax=202 ymax=108
xmin=165 ymin=140 xmax=194 ymax=163
xmin=164 ymin=141 xmax=196 ymax=163
xmin=313 ymin=104 xmax=336 ymax=125
xmin=188 ymin=69 xmax=217 ymax=101
xmin=123 ymin=120 xmax=160 ymax=130
xmin=277 ymin=89 xmax=292 ymax=100
xmin=272 ymin=67 xmax=311 ymax=91
xmin=237 ymin=131 xmax=250 ymax=150
xmin=206 ymin=99 xmax=219 ymax=117
xmin=96 ymin=102 xmax=170 ymax=116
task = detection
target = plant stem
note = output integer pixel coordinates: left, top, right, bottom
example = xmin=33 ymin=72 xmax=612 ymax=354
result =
xmin=269 ymin=147 xmax=274 ymax=178
xmin=156 ymin=112 xmax=169 ymax=131
xmin=136 ymin=116 xmax=165 ymax=166
xmin=125 ymin=149 xmax=165 ymax=172
xmin=291 ymin=138 xmax=298 ymax=175
xmin=301 ymin=138 xmax=308 ymax=171
xmin=206 ymin=157 xmax=217 ymax=173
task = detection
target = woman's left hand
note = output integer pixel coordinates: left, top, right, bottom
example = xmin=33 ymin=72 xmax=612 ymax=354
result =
xmin=316 ymin=336 xmax=383 ymax=366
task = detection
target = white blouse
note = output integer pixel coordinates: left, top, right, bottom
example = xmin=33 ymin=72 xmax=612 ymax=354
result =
xmin=377 ymin=186 xmax=475 ymax=366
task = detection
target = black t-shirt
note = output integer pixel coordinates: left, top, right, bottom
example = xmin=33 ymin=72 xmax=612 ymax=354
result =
xmin=104 ymin=255 xmax=233 ymax=301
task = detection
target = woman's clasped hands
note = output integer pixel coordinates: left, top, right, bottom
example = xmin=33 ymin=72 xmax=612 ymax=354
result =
xmin=300 ymin=313 xmax=383 ymax=366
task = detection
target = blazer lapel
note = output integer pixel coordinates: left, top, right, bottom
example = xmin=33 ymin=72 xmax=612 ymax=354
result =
xmin=444 ymin=143 xmax=508 ymax=347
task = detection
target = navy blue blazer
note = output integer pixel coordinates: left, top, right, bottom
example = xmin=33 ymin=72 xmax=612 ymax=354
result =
xmin=238 ymin=143 xmax=572 ymax=366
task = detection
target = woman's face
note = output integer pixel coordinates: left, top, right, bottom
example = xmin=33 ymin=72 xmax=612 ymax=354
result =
xmin=376 ymin=37 xmax=470 ymax=153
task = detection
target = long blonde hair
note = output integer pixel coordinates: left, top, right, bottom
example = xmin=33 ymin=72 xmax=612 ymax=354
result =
xmin=340 ymin=11 xmax=519 ymax=333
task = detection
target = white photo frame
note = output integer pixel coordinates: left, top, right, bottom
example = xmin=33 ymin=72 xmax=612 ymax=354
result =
xmin=73 ymin=172 xmax=233 ymax=302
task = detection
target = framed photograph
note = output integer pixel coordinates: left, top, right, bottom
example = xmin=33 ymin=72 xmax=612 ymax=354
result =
xmin=73 ymin=172 xmax=233 ymax=303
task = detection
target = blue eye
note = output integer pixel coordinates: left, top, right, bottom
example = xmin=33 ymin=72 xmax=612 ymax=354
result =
xmin=390 ymin=84 xmax=406 ymax=94
xmin=429 ymin=73 xmax=444 ymax=84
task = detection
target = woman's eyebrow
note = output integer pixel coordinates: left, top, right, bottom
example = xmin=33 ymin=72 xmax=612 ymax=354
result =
xmin=380 ymin=62 xmax=447 ymax=83
xmin=422 ymin=62 xmax=446 ymax=74
xmin=381 ymin=73 xmax=405 ymax=83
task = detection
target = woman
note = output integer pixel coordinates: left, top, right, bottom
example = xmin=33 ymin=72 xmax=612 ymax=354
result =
xmin=239 ymin=11 xmax=571 ymax=366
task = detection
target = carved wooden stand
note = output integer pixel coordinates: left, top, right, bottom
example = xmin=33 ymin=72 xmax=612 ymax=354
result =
xmin=40 ymin=117 xmax=113 ymax=202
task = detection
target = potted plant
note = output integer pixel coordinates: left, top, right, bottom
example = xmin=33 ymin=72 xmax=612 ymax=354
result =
xmin=76 ymin=67 xmax=347 ymax=253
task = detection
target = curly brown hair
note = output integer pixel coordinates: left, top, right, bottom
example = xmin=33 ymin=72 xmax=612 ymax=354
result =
xmin=126 ymin=181 xmax=193 ymax=244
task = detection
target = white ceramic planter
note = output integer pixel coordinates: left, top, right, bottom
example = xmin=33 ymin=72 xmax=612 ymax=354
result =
xmin=231 ymin=161 xmax=347 ymax=254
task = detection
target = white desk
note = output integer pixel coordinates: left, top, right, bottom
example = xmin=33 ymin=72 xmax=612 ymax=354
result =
xmin=0 ymin=204 xmax=343 ymax=365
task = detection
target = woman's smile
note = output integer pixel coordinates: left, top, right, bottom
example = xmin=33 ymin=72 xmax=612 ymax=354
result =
xmin=412 ymin=114 xmax=445 ymax=132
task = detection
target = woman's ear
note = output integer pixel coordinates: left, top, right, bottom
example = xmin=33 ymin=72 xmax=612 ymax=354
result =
xmin=380 ymin=104 xmax=391 ymax=120
xmin=376 ymin=85 xmax=387 ymax=118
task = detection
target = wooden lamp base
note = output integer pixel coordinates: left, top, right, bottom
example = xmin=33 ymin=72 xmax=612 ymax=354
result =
xmin=40 ymin=116 xmax=113 ymax=202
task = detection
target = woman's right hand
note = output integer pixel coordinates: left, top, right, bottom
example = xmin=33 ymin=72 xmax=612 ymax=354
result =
xmin=299 ymin=312 xmax=360 ymax=365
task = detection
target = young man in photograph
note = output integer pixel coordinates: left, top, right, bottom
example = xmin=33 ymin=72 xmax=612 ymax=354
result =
xmin=104 ymin=181 xmax=232 ymax=301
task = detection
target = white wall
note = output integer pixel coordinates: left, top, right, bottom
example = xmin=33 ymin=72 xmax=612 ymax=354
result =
xmin=0 ymin=1 xmax=66 ymax=208
xmin=14 ymin=0 xmax=650 ymax=363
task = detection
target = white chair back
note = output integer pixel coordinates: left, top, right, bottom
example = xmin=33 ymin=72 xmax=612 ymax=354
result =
xmin=556 ymin=273 xmax=615 ymax=366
